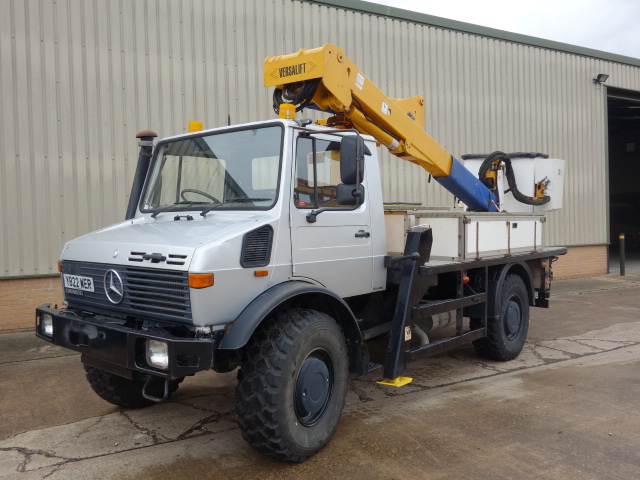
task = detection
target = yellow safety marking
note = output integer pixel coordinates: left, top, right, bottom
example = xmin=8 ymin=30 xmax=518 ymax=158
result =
xmin=377 ymin=376 xmax=413 ymax=387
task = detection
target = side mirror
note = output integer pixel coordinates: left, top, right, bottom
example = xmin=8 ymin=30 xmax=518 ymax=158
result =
xmin=340 ymin=136 xmax=369 ymax=184
xmin=336 ymin=184 xmax=365 ymax=206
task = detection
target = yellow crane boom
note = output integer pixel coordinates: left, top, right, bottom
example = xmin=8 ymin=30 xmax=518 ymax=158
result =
xmin=264 ymin=44 xmax=498 ymax=211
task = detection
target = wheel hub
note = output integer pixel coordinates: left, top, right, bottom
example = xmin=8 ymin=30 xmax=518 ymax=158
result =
xmin=295 ymin=356 xmax=331 ymax=425
xmin=504 ymin=299 xmax=521 ymax=337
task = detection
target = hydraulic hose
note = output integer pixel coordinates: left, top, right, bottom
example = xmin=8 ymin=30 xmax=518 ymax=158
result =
xmin=477 ymin=151 xmax=550 ymax=206
xmin=273 ymin=79 xmax=322 ymax=114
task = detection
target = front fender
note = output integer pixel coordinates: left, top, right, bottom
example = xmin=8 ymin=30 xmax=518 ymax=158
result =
xmin=219 ymin=281 xmax=369 ymax=374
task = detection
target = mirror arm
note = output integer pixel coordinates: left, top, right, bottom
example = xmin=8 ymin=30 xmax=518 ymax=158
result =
xmin=352 ymin=132 xmax=362 ymax=210
xmin=306 ymin=208 xmax=325 ymax=223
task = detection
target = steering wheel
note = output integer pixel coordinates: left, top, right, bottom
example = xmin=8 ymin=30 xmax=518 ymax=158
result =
xmin=180 ymin=189 xmax=220 ymax=204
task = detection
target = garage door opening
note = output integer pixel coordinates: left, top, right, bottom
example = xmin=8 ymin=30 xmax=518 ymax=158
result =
xmin=608 ymin=88 xmax=640 ymax=271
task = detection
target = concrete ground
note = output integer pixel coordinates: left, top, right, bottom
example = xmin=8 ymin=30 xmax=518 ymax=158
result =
xmin=2 ymin=271 xmax=640 ymax=479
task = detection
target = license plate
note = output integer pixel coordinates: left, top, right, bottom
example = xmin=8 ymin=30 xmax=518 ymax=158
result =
xmin=63 ymin=274 xmax=95 ymax=292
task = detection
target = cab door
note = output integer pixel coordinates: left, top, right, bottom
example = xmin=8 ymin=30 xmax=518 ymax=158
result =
xmin=290 ymin=134 xmax=373 ymax=298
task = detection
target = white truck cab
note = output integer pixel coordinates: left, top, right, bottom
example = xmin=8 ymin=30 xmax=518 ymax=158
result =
xmin=55 ymin=120 xmax=386 ymax=327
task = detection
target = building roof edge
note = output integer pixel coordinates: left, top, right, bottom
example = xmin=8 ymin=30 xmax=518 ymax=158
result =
xmin=302 ymin=0 xmax=640 ymax=68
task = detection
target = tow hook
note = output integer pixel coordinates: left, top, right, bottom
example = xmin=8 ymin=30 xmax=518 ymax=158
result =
xmin=141 ymin=376 xmax=170 ymax=402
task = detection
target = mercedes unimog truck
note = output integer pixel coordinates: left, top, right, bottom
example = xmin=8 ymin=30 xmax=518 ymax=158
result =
xmin=36 ymin=44 xmax=566 ymax=462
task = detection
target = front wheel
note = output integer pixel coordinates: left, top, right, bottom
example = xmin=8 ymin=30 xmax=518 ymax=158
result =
xmin=235 ymin=309 xmax=349 ymax=463
xmin=472 ymin=274 xmax=529 ymax=361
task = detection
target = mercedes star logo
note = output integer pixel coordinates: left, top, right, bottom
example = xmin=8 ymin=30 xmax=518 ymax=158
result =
xmin=104 ymin=270 xmax=124 ymax=304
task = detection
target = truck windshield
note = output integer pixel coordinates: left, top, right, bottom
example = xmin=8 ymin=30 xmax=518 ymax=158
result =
xmin=140 ymin=124 xmax=283 ymax=214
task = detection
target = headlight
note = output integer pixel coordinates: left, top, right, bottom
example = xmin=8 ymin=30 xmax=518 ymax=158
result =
xmin=41 ymin=314 xmax=54 ymax=337
xmin=146 ymin=339 xmax=169 ymax=370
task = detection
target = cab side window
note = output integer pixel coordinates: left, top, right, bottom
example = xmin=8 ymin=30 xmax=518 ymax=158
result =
xmin=294 ymin=137 xmax=343 ymax=209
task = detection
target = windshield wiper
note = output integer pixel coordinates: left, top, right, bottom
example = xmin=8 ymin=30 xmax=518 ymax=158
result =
xmin=200 ymin=197 xmax=271 ymax=217
xmin=150 ymin=201 xmax=211 ymax=219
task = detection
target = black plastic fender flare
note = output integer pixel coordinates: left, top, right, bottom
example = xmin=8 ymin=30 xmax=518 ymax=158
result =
xmin=219 ymin=281 xmax=370 ymax=374
xmin=487 ymin=261 xmax=535 ymax=319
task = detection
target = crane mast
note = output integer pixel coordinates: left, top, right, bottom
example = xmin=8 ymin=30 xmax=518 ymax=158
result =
xmin=264 ymin=44 xmax=498 ymax=212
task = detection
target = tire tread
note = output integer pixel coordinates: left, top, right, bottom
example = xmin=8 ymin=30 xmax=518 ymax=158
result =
xmin=235 ymin=308 xmax=347 ymax=462
xmin=472 ymin=274 xmax=529 ymax=361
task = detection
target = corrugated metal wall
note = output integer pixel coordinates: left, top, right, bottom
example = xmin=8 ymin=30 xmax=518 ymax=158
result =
xmin=1 ymin=0 xmax=640 ymax=278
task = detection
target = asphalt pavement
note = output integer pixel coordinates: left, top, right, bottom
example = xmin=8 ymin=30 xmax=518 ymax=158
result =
xmin=2 ymin=271 xmax=640 ymax=479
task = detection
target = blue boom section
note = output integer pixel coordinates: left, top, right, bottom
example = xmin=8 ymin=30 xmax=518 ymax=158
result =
xmin=436 ymin=157 xmax=498 ymax=212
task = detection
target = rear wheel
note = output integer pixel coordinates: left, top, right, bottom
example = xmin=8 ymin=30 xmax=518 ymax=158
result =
xmin=235 ymin=309 xmax=349 ymax=462
xmin=472 ymin=274 xmax=529 ymax=361
xmin=84 ymin=365 xmax=183 ymax=408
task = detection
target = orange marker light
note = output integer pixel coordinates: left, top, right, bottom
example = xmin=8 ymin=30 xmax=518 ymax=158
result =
xmin=188 ymin=273 xmax=214 ymax=288
xmin=187 ymin=121 xmax=203 ymax=132
xmin=462 ymin=275 xmax=470 ymax=284
xmin=254 ymin=270 xmax=269 ymax=277
xmin=57 ymin=261 xmax=62 ymax=273
xmin=278 ymin=103 xmax=296 ymax=119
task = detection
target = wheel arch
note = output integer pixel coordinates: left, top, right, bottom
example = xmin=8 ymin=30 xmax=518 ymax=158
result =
xmin=220 ymin=281 xmax=370 ymax=374
xmin=487 ymin=262 xmax=535 ymax=317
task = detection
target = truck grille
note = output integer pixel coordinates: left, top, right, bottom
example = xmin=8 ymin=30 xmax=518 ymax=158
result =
xmin=63 ymin=262 xmax=192 ymax=323
xmin=125 ymin=268 xmax=189 ymax=316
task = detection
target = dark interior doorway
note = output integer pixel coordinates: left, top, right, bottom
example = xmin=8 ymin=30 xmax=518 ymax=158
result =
xmin=608 ymin=88 xmax=640 ymax=270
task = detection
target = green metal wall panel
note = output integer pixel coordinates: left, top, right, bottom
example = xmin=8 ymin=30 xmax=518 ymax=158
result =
xmin=1 ymin=0 xmax=639 ymax=277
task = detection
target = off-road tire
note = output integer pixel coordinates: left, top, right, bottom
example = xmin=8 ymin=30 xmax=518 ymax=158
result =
xmin=472 ymin=274 xmax=529 ymax=361
xmin=235 ymin=309 xmax=349 ymax=463
xmin=84 ymin=365 xmax=183 ymax=408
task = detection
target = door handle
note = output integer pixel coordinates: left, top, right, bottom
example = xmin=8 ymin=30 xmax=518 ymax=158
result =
xmin=355 ymin=230 xmax=371 ymax=238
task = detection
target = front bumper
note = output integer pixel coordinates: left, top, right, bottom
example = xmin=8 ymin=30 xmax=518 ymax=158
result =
xmin=35 ymin=304 xmax=218 ymax=379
